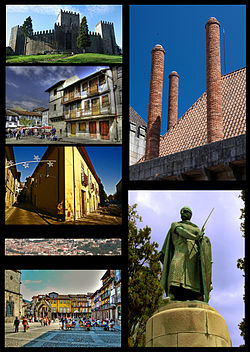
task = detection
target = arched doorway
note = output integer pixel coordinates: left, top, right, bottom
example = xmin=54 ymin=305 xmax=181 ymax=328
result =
xmin=34 ymin=298 xmax=52 ymax=321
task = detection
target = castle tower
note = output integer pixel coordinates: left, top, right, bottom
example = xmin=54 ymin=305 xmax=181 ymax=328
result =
xmin=55 ymin=10 xmax=80 ymax=51
xmin=94 ymin=21 xmax=119 ymax=55
xmin=9 ymin=26 xmax=25 ymax=55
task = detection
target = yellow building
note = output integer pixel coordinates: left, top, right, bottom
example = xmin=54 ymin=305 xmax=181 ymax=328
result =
xmin=25 ymin=146 xmax=100 ymax=221
xmin=5 ymin=147 xmax=20 ymax=211
xmin=32 ymin=292 xmax=92 ymax=320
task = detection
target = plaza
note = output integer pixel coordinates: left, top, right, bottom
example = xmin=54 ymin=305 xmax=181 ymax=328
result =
xmin=5 ymin=320 xmax=121 ymax=348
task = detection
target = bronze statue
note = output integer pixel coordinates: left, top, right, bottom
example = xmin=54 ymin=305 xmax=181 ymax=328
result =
xmin=159 ymin=207 xmax=213 ymax=302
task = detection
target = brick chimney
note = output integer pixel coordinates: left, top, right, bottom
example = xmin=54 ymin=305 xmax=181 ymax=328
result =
xmin=205 ymin=17 xmax=223 ymax=143
xmin=167 ymin=71 xmax=179 ymax=131
xmin=145 ymin=44 xmax=165 ymax=160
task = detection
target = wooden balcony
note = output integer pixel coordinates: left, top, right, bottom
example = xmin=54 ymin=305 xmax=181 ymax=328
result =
xmin=61 ymin=92 xmax=81 ymax=104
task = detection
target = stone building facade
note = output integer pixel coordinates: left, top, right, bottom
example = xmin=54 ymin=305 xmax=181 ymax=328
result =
xmin=46 ymin=67 xmax=122 ymax=142
xmin=8 ymin=9 xmax=121 ymax=56
xmin=5 ymin=270 xmax=23 ymax=323
xmin=129 ymin=106 xmax=147 ymax=165
xmin=5 ymin=146 xmax=20 ymax=211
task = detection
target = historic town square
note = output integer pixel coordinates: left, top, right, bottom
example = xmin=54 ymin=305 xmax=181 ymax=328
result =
xmin=5 ymin=270 xmax=121 ymax=347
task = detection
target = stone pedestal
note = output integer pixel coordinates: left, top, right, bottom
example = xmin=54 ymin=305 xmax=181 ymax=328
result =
xmin=146 ymin=301 xmax=232 ymax=347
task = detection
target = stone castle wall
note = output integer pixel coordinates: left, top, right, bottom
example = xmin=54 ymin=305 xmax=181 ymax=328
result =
xmin=9 ymin=11 xmax=120 ymax=56
xmin=5 ymin=270 xmax=22 ymax=323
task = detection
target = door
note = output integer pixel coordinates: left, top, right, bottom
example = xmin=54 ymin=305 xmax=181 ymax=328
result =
xmin=92 ymin=98 xmax=100 ymax=115
xmin=89 ymin=121 xmax=97 ymax=139
xmin=99 ymin=121 xmax=110 ymax=140
xmin=81 ymin=190 xmax=86 ymax=216
xmin=71 ymin=123 xmax=76 ymax=136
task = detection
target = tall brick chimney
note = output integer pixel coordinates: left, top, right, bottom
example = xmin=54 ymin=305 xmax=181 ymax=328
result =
xmin=145 ymin=44 xmax=165 ymax=160
xmin=205 ymin=17 xmax=223 ymax=143
xmin=167 ymin=71 xmax=179 ymax=131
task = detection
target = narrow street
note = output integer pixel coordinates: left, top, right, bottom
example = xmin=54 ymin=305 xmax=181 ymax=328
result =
xmin=5 ymin=203 xmax=122 ymax=225
xmin=5 ymin=321 xmax=121 ymax=347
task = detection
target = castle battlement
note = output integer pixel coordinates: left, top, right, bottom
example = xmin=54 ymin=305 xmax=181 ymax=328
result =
xmin=9 ymin=8 xmax=120 ymax=56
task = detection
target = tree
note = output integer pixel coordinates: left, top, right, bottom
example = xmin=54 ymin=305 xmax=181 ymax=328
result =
xmin=19 ymin=117 xmax=33 ymax=127
xmin=20 ymin=16 xmax=33 ymax=38
xmin=77 ymin=16 xmax=91 ymax=53
xmin=237 ymin=190 xmax=245 ymax=346
xmin=20 ymin=16 xmax=33 ymax=55
xmin=128 ymin=204 xmax=164 ymax=347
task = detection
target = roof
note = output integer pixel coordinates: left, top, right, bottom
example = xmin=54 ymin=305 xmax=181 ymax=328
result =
xmin=45 ymin=80 xmax=66 ymax=92
xmin=159 ymin=67 xmax=246 ymax=157
xmin=8 ymin=109 xmax=42 ymax=117
xmin=129 ymin=106 xmax=147 ymax=131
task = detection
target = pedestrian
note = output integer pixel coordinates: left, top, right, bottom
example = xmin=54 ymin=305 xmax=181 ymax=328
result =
xmin=14 ymin=316 xmax=20 ymax=333
xmin=22 ymin=317 xmax=29 ymax=332
xmin=57 ymin=201 xmax=64 ymax=222
xmin=48 ymin=318 xmax=51 ymax=326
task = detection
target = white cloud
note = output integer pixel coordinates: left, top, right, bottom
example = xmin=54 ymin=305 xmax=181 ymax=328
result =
xmin=6 ymin=5 xmax=80 ymax=16
xmin=132 ymin=190 xmax=173 ymax=216
xmin=23 ymin=280 xmax=42 ymax=284
xmin=85 ymin=5 xmax=116 ymax=17
xmin=6 ymin=81 xmax=19 ymax=88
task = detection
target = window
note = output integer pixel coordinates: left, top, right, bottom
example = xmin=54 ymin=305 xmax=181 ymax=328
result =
xmin=54 ymin=104 xmax=56 ymax=111
xmin=84 ymin=100 xmax=90 ymax=111
xmin=46 ymin=165 xmax=50 ymax=177
xmin=82 ymin=83 xmax=88 ymax=91
xmin=54 ymin=88 xmax=57 ymax=96
xmin=79 ymin=122 xmax=86 ymax=132
xmin=117 ymin=66 xmax=122 ymax=78
xmin=99 ymin=74 xmax=106 ymax=85
xmin=102 ymin=95 xmax=109 ymax=107
xmin=6 ymin=301 xmax=14 ymax=316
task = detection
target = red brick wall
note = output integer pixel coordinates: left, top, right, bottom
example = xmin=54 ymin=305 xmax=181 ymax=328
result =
xmin=167 ymin=71 xmax=179 ymax=131
xmin=206 ymin=17 xmax=223 ymax=143
xmin=145 ymin=44 xmax=165 ymax=160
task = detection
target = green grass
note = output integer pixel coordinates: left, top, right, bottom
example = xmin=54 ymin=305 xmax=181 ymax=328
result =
xmin=6 ymin=53 xmax=122 ymax=64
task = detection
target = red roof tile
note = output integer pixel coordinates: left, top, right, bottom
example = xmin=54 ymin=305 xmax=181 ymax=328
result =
xmin=159 ymin=67 xmax=246 ymax=157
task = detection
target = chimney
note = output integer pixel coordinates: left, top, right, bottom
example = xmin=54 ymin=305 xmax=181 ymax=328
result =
xmin=167 ymin=71 xmax=179 ymax=131
xmin=145 ymin=44 xmax=165 ymax=160
xmin=205 ymin=17 xmax=223 ymax=143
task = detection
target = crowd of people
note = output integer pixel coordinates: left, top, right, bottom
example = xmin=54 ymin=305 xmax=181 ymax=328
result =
xmin=13 ymin=316 xmax=116 ymax=333
xmin=6 ymin=128 xmax=58 ymax=141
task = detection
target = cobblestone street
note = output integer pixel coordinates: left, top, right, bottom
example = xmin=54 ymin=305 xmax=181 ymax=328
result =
xmin=5 ymin=203 xmax=122 ymax=225
xmin=5 ymin=321 xmax=121 ymax=347
xmin=6 ymin=136 xmax=121 ymax=144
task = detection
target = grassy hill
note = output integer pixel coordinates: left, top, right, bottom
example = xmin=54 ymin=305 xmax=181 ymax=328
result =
xmin=6 ymin=53 xmax=122 ymax=64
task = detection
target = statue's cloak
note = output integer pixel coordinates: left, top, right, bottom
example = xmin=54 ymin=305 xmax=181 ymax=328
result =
xmin=159 ymin=228 xmax=174 ymax=297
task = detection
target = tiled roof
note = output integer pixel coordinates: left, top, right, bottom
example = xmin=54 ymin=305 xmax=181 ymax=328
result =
xmin=9 ymin=109 xmax=42 ymax=117
xmin=159 ymin=67 xmax=246 ymax=157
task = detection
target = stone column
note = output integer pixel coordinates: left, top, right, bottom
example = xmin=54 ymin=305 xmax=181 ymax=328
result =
xmin=146 ymin=301 xmax=232 ymax=347
xmin=205 ymin=17 xmax=223 ymax=143
xmin=145 ymin=44 xmax=165 ymax=160
xmin=167 ymin=71 xmax=179 ymax=131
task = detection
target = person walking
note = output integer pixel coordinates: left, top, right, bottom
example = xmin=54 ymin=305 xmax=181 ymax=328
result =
xmin=14 ymin=317 xmax=20 ymax=333
xmin=57 ymin=201 xmax=64 ymax=222
xmin=22 ymin=317 xmax=29 ymax=332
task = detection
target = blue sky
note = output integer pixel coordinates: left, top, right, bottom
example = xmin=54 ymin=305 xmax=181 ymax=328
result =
xmin=130 ymin=5 xmax=246 ymax=135
xmin=129 ymin=190 xmax=245 ymax=347
xmin=21 ymin=270 xmax=106 ymax=301
xmin=12 ymin=146 xmax=121 ymax=195
xmin=6 ymin=4 xmax=122 ymax=49
xmin=6 ymin=66 xmax=108 ymax=111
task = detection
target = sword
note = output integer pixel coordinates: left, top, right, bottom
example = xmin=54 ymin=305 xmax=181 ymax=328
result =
xmin=190 ymin=208 xmax=214 ymax=255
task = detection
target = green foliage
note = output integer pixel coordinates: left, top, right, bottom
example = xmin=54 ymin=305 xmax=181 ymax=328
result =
xmin=99 ymin=182 xmax=107 ymax=205
xmin=77 ymin=16 xmax=91 ymax=52
xmin=19 ymin=117 xmax=33 ymax=127
xmin=6 ymin=53 xmax=122 ymax=64
xmin=20 ymin=16 xmax=33 ymax=38
xmin=237 ymin=190 xmax=245 ymax=346
xmin=128 ymin=204 xmax=164 ymax=347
